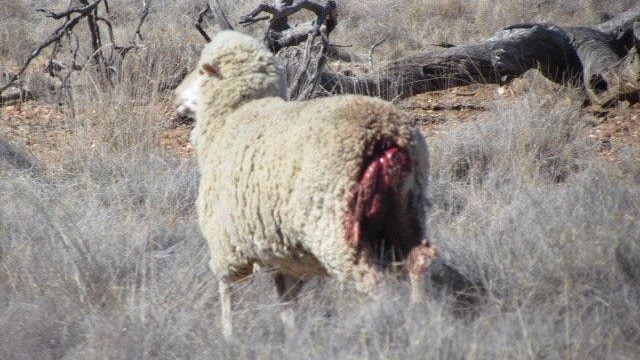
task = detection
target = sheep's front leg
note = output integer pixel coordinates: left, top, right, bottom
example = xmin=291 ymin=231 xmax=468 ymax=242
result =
xmin=274 ymin=273 xmax=304 ymax=331
xmin=406 ymin=243 xmax=437 ymax=304
xmin=219 ymin=277 xmax=234 ymax=340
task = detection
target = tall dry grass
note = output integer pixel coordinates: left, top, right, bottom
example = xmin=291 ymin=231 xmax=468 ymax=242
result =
xmin=1 ymin=0 xmax=639 ymax=359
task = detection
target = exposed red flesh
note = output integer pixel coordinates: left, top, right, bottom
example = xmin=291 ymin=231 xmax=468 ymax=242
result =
xmin=346 ymin=146 xmax=412 ymax=250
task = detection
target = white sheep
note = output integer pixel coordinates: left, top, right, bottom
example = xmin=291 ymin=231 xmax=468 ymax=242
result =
xmin=188 ymin=30 xmax=436 ymax=339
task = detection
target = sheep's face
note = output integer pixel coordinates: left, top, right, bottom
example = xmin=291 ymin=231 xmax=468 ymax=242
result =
xmin=174 ymin=69 xmax=200 ymax=118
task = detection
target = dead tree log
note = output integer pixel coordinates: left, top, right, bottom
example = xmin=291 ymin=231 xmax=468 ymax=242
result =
xmin=571 ymin=11 xmax=640 ymax=105
xmin=0 ymin=88 xmax=34 ymax=106
xmin=314 ymin=5 xmax=640 ymax=104
xmin=318 ymin=23 xmax=584 ymax=100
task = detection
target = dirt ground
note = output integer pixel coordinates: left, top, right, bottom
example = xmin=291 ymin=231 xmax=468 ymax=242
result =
xmin=1 ymin=82 xmax=638 ymax=165
xmin=403 ymin=83 xmax=640 ymax=163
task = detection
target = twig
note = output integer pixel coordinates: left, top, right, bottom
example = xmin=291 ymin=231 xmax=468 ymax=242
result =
xmin=95 ymin=16 xmax=115 ymax=44
xmin=195 ymin=1 xmax=234 ymax=42
xmin=368 ymin=36 xmax=386 ymax=69
xmin=134 ymin=0 xmax=149 ymax=42
xmin=241 ymin=15 xmax=270 ymax=27
xmin=239 ymin=3 xmax=277 ymax=27
xmin=61 ymin=31 xmax=80 ymax=116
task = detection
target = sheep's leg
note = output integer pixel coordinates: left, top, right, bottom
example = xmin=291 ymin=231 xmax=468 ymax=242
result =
xmin=406 ymin=243 xmax=437 ymax=304
xmin=274 ymin=273 xmax=304 ymax=331
xmin=409 ymin=273 xmax=424 ymax=304
xmin=219 ymin=277 xmax=234 ymax=340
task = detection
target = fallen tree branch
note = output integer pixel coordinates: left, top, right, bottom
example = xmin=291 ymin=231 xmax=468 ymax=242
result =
xmin=0 ymin=88 xmax=34 ymax=105
xmin=288 ymin=21 xmax=328 ymax=99
xmin=311 ymin=5 xmax=640 ymax=104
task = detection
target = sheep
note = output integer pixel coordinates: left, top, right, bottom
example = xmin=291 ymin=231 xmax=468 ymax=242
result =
xmin=189 ymin=30 xmax=436 ymax=339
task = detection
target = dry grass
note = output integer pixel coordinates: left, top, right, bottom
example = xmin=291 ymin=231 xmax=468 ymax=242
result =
xmin=1 ymin=0 xmax=639 ymax=359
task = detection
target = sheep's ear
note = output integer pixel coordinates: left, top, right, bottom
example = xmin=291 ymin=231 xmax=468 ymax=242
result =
xmin=201 ymin=61 xmax=222 ymax=79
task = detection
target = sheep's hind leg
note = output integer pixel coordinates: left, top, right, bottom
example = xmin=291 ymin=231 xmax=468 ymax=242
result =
xmin=406 ymin=242 xmax=438 ymax=304
xmin=219 ymin=276 xmax=234 ymax=340
xmin=274 ymin=273 xmax=305 ymax=331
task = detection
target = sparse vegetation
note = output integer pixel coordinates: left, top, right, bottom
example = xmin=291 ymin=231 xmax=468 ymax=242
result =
xmin=1 ymin=1 xmax=639 ymax=359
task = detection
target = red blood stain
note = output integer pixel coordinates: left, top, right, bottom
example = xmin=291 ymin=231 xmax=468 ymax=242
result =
xmin=347 ymin=146 xmax=411 ymax=250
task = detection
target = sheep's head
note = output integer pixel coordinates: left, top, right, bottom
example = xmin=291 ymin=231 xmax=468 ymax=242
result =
xmin=174 ymin=69 xmax=200 ymax=118
xmin=195 ymin=30 xmax=287 ymax=111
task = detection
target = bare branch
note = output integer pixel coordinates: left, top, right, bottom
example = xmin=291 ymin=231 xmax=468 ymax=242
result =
xmin=240 ymin=15 xmax=270 ymax=27
xmin=134 ymin=0 xmax=150 ymax=42
xmin=368 ymin=36 xmax=386 ymax=69
xmin=95 ymin=16 xmax=115 ymax=44
xmin=194 ymin=1 xmax=234 ymax=43
xmin=241 ymin=0 xmax=337 ymax=52
xmin=35 ymin=0 xmax=102 ymax=20
xmin=240 ymin=4 xmax=277 ymax=27
xmin=195 ymin=4 xmax=212 ymax=42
